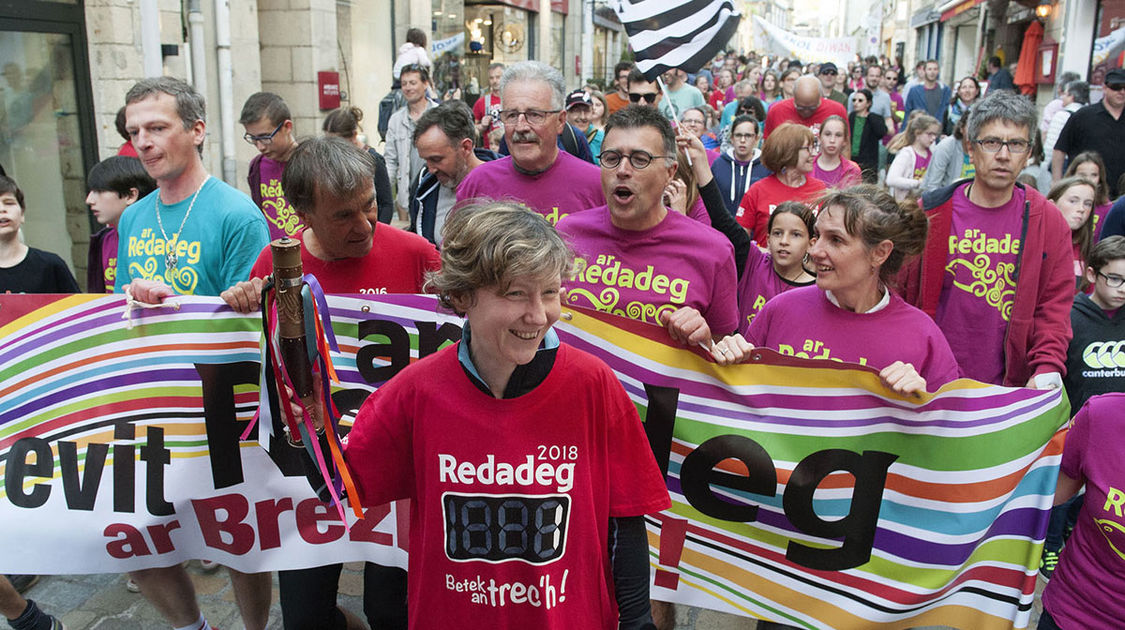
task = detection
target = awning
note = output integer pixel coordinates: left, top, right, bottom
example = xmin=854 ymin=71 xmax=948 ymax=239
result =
xmin=939 ymin=0 xmax=985 ymax=21
xmin=466 ymin=0 xmax=567 ymax=16
xmin=911 ymin=7 xmax=942 ymax=28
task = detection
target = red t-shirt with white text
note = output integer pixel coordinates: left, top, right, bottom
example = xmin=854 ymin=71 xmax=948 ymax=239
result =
xmin=344 ymin=343 xmax=671 ymax=629
xmin=736 ymin=174 xmax=827 ymax=246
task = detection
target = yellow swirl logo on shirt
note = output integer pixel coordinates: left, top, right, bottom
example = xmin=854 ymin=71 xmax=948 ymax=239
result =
xmin=1094 ymin=517 xmax=1125 ymax=561
xmin=946 ymin=230 xmax=1020 ymax=322
xmin=567 ymin=255 xmax=693 ymax=324
xmin=261 ymin=179 xmax=304 ymax=236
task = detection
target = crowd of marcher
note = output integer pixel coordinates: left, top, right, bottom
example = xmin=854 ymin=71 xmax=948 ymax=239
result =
xmin=2 ymin=37 xmax=1125 ymax=630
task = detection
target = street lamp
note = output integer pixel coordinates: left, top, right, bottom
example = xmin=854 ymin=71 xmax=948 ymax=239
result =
xmin=1035 ymin=0 xmax=1053 ymax=19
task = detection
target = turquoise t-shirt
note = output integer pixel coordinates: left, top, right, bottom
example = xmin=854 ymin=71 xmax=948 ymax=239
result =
xmin=114 ymin=177 xmax=270 ymax=296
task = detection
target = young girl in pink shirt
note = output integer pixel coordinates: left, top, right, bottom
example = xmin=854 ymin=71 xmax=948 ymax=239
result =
xmin=886 ymin=113 xmax=940 ymax=201
xmin=813 ymin=115 xmax=862 ymax=188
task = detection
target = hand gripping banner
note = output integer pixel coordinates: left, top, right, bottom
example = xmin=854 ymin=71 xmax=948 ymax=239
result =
xmin=0 ymin=294 xmax=1066 ymax=629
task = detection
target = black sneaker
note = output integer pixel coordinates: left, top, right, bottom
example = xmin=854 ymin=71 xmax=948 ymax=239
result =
xmin=5 ymin=574 xmax=39 ymax=593
xmin=1039 ymin=549 xmax=1060 ymax=581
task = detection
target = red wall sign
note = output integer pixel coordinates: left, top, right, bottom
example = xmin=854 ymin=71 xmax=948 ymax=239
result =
xmin=318 ymin=71 xmax=341 ymax=110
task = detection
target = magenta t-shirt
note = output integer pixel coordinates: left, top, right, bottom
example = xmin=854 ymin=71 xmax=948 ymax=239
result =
xmin=557 ymin=206 xmax=739 ymax=335
xmin=686 ymin=197 xmax=712 ymax=226
xmin=257 ymin=156 xmax=304 ymax=240
xmin=1093 ymin=201 xmax=1112 ymax=240
xmin=1042 ymin=393 xmax=1125 ymax=628
xmin=101 ymin=227 xmax=119 ymax=293
xmin=813 ymin=159 xmax=862 ymax=188
xmin=935 ymin=183 xmax=1025 ymax=384
xmin=456 ymin=151 xmax=604 ymax=226
xmin=736 ymin=245 xmax=813 ymax=334
xmin=911 ymin=149 xmax=932 ymax=181
xmin=748 ymin=286 xmax=961 ymax=387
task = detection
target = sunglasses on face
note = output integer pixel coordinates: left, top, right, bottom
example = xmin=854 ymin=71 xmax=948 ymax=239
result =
xmin=629 ymin=92 xmax=658 ymax=104
xmin=1106 ymin=84 xmax=1125 ymax=92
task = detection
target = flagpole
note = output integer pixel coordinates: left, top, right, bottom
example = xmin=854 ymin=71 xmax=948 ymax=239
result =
xmin=657 ymin=76 xmax=693 ymax=167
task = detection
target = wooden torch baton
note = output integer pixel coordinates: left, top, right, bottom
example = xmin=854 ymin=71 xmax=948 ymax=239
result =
xmin=271 ymin=237 xmax=319 ymax=444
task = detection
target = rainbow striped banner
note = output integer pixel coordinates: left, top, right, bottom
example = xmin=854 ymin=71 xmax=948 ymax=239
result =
xmin=0 ymin=294 xmax=1066 ymax=629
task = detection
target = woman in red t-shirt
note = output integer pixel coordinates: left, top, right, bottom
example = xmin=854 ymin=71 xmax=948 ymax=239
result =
xmin=736 ymin=123 xmax=827 ymax=246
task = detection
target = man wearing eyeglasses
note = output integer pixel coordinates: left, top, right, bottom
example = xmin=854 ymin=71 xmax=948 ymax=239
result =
xmin=763 ymin=75 xmax=847 ymax=139
xmin=240 ymin=92 xmax=303 ymax=240
xmin=901 ymin=90 xmax=1073 ymax=389
xmin=556 ymin=105 xmax=738 ymax=349
xmin=1052 ymin=67 xmax=1125 ymax=198
xmin=456 ymin=61 xmax=603 ymax=226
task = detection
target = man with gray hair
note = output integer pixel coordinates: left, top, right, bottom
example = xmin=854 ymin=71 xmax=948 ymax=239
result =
xmin=901 ymin=90 xmax=1073 ymax=389
xmin=410 ymin=101 xmax=498 ymax=244
xmin=456 ymin=60 xmax=603 ymax=225
xmin=117 ymin=76 xmax=271 ymax=630
xmin=220 ymin=135 xmax=438 ymax=629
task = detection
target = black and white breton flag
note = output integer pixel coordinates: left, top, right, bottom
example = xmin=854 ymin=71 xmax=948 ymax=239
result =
xmin=612 ymin=0 xmax=741 ymax=81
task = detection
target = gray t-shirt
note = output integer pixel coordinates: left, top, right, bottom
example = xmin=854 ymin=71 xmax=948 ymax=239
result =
xmin=923 ymin=86 xmax=943 ymax=118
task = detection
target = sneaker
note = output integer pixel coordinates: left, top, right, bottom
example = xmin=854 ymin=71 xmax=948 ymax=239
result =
xmin=125 ymin=578 xmax=141 ymax=593
xmin=5 ymin=574 xmax=39 ymax=593
xmin=1039 ymin=549 xmax=1060 ymax=580
xmin=200 ymin=560 xmax=220 ymax=572
xmin=47 ymin=615 xmax=66 ymax=630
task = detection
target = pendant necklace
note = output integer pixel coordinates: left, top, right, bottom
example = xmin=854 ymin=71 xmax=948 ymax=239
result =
xmin=155 ymin=176 xmax=209 ymax=273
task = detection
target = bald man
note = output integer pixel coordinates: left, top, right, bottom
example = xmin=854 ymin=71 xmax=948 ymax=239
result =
xmin=763 ymin=75 xmax=847 ymax=139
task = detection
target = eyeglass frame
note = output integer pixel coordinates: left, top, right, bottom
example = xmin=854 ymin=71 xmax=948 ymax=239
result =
xmin=972 ymin=137 xmax=1032 ymax=154
xmin=598 ymin=149 xmax=676 ymax=170
xmin=1097 ymin=271 xmax=1125 ymax=288
xmin=1105 ymin=83 xmax=1125 ymax=92
xmin=243 ymin=121 xmax=286 ymax=146
xmin=496 ymin=109 xmax=561 ymax=126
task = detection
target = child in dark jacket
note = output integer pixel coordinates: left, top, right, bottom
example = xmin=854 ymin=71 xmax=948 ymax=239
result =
xmin=710 ymin=115 xmax=771 ymax=215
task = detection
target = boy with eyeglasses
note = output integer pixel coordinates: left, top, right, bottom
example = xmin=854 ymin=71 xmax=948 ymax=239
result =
xmin=901 ymin=90 xmax=1074 ymax=388
xmin=239 ymin=91 xmax=303 ymax=239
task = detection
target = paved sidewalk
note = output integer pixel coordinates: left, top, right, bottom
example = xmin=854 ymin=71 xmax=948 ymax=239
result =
xmin=15 ymin=567 xmax=1045 ymax=630
xmin=18 ymin=566 xmax=762 ymax=630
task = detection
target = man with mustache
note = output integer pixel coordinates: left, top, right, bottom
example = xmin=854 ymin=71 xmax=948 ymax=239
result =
xmin=456 ymin=61 xmax=603 ymax=226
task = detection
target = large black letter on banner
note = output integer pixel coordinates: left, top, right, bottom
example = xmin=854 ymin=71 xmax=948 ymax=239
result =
xmin=680 ymin=436 xmax=777 ymax=522
xmin=783 ymin=449 xmax=898 ymax=570
xmin=416 ymin=321 xmax=462 ymax=358
xmin=5 ymin=438 xmax=52 ymax=508
xmin=197 ymin=361 xmax=262 ymax=489
xmin=641 ymin=384 xmax=680 ymax=479
xmin=356 ymin=320 xmax=410 ymax=384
